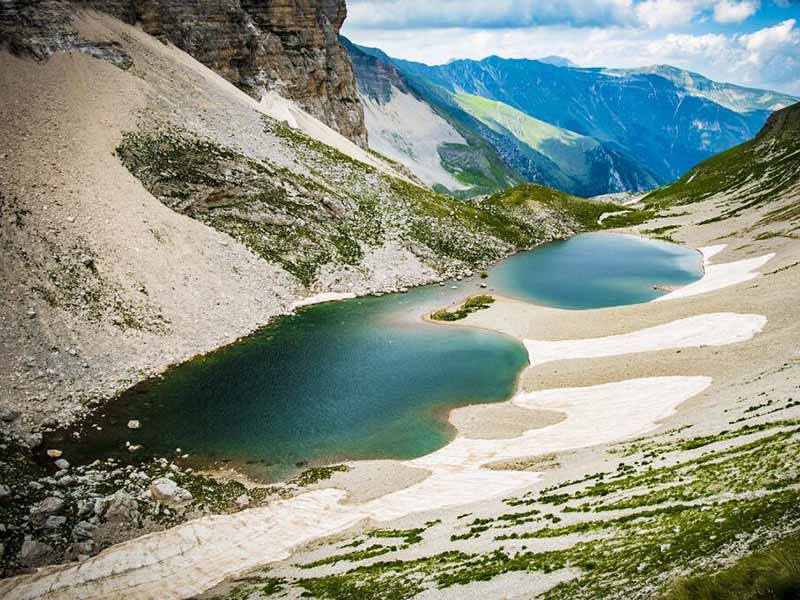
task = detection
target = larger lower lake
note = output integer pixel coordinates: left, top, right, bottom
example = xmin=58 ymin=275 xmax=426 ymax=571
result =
xmin=48 ymin=233 xmax=703 ymax=480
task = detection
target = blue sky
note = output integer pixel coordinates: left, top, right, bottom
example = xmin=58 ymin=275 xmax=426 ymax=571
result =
xmin=342 ymin=0 xmax=800 ymax=95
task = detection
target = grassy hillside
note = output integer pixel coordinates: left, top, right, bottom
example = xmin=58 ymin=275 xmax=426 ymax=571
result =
xmin=116 ymin=123 xmax=592 ymax=288
xmin=454 ymin=93 xmax=597 ymax=178
xmin=483 ymin=184 xmax=649 ymax=231
xmin=643 ymin=102 xmax=800 ymax=225
xmin=451 ymin=92 xmax=660 ymax=197
xmin=659 ymin=533 xmax=800 ymax=600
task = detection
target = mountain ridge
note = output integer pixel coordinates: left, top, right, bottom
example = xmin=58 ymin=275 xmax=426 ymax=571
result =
xmin=345 ymin=41 xmax=798 ymax=198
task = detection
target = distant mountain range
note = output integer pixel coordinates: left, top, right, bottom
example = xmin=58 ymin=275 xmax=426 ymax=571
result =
xmin=343 ymin=38 xmax=798 ymax=198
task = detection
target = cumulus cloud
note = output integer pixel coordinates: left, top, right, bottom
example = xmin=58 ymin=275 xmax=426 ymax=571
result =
xmin=635 ymin=0 xmax=704 ymax=28
xmin=347 ymin=0 xmax=765 ymax=31
xmin=346 ymin=0 xmax=635 ymax=30
xmin=713 ymin=0 xmax=761 ymax=23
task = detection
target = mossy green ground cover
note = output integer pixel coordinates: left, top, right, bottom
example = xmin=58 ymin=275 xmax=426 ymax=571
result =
xmin=216 ymin=421 xmax=800 ymax=600
xmin=116 ymin=123 xmax=603 ymax=288
xmin=659 ymin=533 xmax=800 ymax=600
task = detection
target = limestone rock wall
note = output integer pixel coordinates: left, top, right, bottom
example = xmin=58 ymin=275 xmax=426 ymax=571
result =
xmin=2 ymin=0 xmax=368 ymax=146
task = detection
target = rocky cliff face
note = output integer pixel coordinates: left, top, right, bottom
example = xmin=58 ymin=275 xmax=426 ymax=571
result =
xmin=1 ymin=0 xmax=367 ymax=146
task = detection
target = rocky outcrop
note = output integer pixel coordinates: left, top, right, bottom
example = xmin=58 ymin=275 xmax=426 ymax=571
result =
xmin=755 ymin=101 xmax=800 ymax=143
xmin=89 ymin=0 xmax=367 ymax=146
xmin=341 ymin=35 xmax=409 ymax=104
xmin=0 ymin=0 xmax=134 ymax=68
xmin=0 ymin=0 xmax=367 ymax=146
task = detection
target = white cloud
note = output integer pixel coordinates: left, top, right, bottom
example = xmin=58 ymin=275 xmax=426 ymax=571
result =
xmin=347 ymin=0 xmax=761 ymax=33
xmin=635 ymin=0 xmax=705 ymax=28
xmin=346 ymin=0 xmax=636 ymax=29
xmin=713 ymin=0 xmax=760 ymax=23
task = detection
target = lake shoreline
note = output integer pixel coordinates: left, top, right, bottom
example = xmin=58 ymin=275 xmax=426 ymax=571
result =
xmin=38 ymin=232 xmax=702 ymax=484
xmin=6 ymin=213 xmax=793 ymax=599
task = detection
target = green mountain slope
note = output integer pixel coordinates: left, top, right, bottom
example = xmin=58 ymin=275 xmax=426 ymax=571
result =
xmin=381 ymin=53 xmax=797 ymax=183
xmin=483 ymin=184 xmax=631 ymax=231
xmin=452 ymin=93 xmax=660 ymax=197
xmin=344 ymin=38 xmax=660 ymax=198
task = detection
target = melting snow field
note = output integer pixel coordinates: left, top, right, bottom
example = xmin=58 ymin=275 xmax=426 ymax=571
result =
xmin=656 ymin=245 xmax=774 ymax=301
xmin=2 ymin=377 xmax=713 ymax=600
xmin=524 ymin=313 xmax=767 ymax=367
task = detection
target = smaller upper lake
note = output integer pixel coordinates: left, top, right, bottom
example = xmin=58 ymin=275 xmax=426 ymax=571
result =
xmin=490 ymin=232 xmax=703 ymax=309
xmin=45 ymin=233 xmax=703 ymax=481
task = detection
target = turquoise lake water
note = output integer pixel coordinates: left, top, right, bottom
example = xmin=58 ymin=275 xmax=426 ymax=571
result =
xmin=48 ymin=233 xmax=703 ymax=480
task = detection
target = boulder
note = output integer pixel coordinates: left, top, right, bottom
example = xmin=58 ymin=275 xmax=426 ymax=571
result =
xmin=30 ymin=496 xmax=65 ymax=527
xmin=46 ymin=449 xmax=62 ymax=458
xmin=0 ymin=409 xmax=19 ymax=422
xmin=0 ymin=484 xmax=11 ymax=501
xmin=71 ymin=520 xmax=97 ymax=541
xmin=54 ymin=458 xmax=70 ymax=470
xmin=149 ymin=478 xmax=193 ymax=508
xmin=43 ymin=515 xmax=67 ymax=529
xmin=103 ymin=490 xmax=139 ymax=523
xmin=126 ymin=420 xmax=141 ymax=430
xmin=20 ymin=539 xmax=52 ymax=564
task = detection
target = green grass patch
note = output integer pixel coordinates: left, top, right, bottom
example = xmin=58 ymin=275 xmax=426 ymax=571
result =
xmin=431 ymin=295 xmax=495 ymax=322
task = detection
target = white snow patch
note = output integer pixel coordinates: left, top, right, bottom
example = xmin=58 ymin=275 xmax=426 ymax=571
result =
xmin=597 ymin=209 xmax=631 ymax=225
xmin=361 ymin=87 xmax=469 ymax=191
xmin=291 ymin=292 xmax=356 ymax=310
xmin=524 ymin=313 xmax=766 ymax=367
xmin=655 ymin=245 xmax=774 ymax=302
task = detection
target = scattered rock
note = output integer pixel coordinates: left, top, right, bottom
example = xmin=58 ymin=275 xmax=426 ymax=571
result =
xmin=43 ymin=515 xmax=67 ymax=530
xmin=30 ymin=496 xmax=65 ymax=527
xmin=0 ymin=409 xmax=19 ymax=423
xmin=103 ymin=490 xmax=139 ymax=523
xmin=67 ymin=541 xmax=94 ymax=559
xmin=149 ymin=478 xmax=193 ymax=508
xmin=20 ymin=539 xmax=52 ymax=564
xmin=71 ymin=520 xmax=96 ymax=541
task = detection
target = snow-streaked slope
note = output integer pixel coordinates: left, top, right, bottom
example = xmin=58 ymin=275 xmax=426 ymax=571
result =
xmin=361 ymin=86 xmax=470 ymax=191
xmin=258 ymin=91 xmax=411 ymax=183
xmin=614 ymin=65 xmax=799 ymax=113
